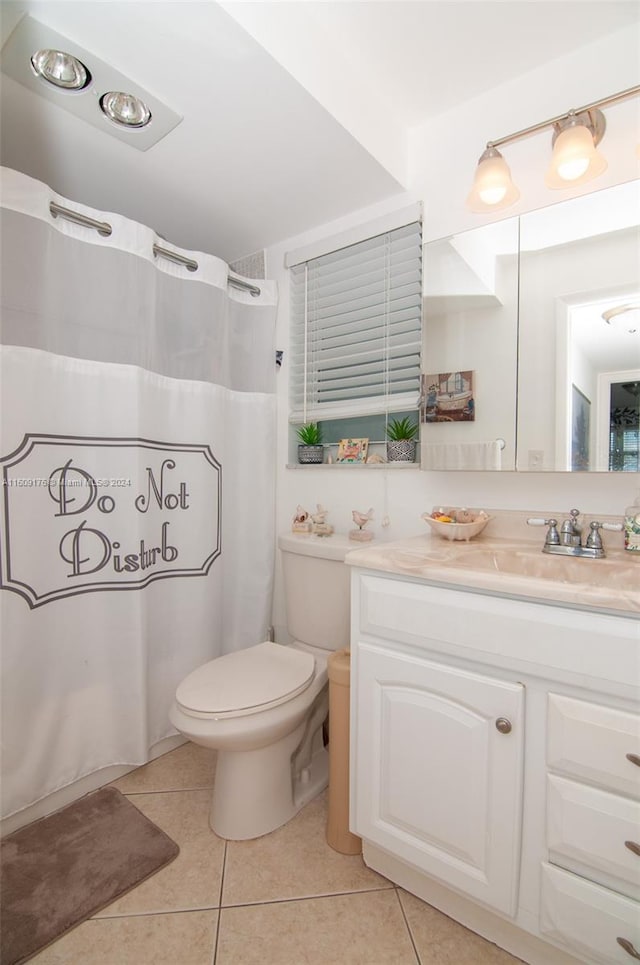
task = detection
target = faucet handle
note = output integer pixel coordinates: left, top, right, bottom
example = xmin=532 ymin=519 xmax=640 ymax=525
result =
xmin=527 ymin=517 xmax=559 ymax=545
xmin=585 ymin=520 xmax=623 ymax=549
xmin=585 ymin=521 xmax=603 ymax=550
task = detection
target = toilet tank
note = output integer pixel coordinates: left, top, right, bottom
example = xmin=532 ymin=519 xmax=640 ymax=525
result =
xmin=278 ymin=533 xmax=352 ymax=651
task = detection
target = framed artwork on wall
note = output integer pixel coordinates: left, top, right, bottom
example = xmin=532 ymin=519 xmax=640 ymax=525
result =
xmin=422 ymin=371 xmax=475 ymax=422
xmin=336 ymin=438 xmax=369 ymax=463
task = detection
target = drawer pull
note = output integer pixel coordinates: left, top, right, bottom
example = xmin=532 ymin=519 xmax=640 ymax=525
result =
xmin=626 ymin=753 xmax=640 ymax=768
xmin=495 ymin=717 xmax=512 ymax=734
xmin=625 ymin=841 xmax=640 ymax=857
xmin=617 ymin=938 xmax=640 ymax=960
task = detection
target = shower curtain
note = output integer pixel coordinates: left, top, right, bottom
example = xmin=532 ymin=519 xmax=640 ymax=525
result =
xmin=0 ymin=168 xmax=278 ymax=819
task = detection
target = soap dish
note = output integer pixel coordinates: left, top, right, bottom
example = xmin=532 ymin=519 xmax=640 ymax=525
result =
xmin=421 ymin=508 xmax=492 ymax=541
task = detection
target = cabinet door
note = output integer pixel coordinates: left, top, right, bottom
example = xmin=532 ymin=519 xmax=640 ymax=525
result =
xmin=353 ymin=642 xmax=524 ymax=916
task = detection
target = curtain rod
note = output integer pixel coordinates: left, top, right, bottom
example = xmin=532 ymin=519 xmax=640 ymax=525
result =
xmin=49 ymin=201 xmax=261 ymax=297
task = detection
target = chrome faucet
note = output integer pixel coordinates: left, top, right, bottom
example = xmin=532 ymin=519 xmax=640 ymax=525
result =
xmin=527 ymin=509 xmax=622 ymax=559
xmin=559 ymin=508 xmax=582 ymax=547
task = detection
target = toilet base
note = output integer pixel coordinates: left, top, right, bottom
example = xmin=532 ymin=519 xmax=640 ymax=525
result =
xmin=210 ymin=725 xmax=328 ymax=840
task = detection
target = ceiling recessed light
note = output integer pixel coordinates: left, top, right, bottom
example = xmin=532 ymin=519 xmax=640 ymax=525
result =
xmin=30 ymin=48 xmax=90 ymax=90
xmin=100 ymin=91 xmax=151 ymax=129
xmin=1 ymin=15 xmax=182 ymax=151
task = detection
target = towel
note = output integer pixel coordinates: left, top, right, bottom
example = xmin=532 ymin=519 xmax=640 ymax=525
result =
xmin=422 ymin=441 xmax=502 ymax=471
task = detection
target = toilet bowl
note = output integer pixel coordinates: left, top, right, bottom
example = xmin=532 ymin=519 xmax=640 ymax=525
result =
xmin=169 ymin=533 xmax=352 ymax=840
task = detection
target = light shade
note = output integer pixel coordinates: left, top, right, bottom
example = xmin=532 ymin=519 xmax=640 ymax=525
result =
xmin=100 ymin=91 xmax=151 ymax=128
xmin=602 ymin=304 xmax=639 ymax=333
xmin=545 ymin=113 xmax=607 ymax=189
xmin=466 ymin=147 xmax=520 ymax=213
xmin=30 ymin=48 xmax=89 ymax=90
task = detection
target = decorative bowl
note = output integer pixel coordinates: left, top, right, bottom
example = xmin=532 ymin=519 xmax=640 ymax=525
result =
xmin=421 ymin=509 xmax=492 ymax=542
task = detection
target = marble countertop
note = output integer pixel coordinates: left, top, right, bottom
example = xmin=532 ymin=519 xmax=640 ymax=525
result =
xmin=345 ymin=534 xmax=640 ymax=617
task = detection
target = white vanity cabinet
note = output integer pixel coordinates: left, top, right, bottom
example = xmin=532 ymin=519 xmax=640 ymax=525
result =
xmin=355 ymin=642 xmax=524 ymax=915
xmin=349 ymin=567 xmax=640 ymax=965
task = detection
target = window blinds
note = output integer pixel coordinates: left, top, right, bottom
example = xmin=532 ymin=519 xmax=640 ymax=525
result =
xmin=289 ymin=220 xmax=423 ymax=423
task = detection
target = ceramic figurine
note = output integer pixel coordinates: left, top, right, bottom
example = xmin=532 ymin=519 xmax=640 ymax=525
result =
xmin=292 ymin=505 xmax=312 ymax=534
xmin=350 ymin=507 xmax=374 ymax=541
xmin=311 ymin=504 xmax=334 ymax=536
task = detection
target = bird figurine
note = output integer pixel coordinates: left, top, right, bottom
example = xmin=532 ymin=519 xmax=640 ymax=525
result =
xmin=352 ymin=507 xmax=374 ymax=529
xmin=311 ymin=504 xmax=329 ymax=525
xmin=349 ymin=508 xmax=374 ymax=541
xmin=311 ymin=504 xmax=334 ymax=536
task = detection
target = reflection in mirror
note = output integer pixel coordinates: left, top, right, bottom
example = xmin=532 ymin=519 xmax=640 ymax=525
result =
xmin=421 ymin=219 xmax=519 ymax=470
xmin=517 ymin=181 xmax=640 ymax=471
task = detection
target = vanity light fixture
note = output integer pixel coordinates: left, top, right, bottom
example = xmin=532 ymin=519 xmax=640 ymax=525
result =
xmin=545 ymin=109 xmax=607 ymax=188
xmin=466 ymin=146 xmax=519 ymax=212
xmin=467 ymin=85 xmax=640 ymax=213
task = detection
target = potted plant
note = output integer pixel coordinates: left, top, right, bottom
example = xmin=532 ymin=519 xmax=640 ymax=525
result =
xmin=386 ymin=417 xmax=418 ymax=462
xmin=297 ymin=423 xmax=324 ymax=464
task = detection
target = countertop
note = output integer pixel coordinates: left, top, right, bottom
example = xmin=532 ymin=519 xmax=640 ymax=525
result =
xmin=345 ymin=534 xmax=640 ymax=617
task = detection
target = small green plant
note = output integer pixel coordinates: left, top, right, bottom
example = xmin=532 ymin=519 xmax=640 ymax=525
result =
xmin=297 ymin=422 xmax=322 ymax=445
xmin=385 ymin=417 xmax=418 ymax=441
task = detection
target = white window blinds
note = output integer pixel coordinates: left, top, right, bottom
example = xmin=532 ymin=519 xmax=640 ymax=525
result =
xmin=289 ymin=220 xmax=423 ymax=423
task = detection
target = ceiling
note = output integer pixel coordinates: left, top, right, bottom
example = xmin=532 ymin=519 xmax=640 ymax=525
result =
xmin=1 ymin=1 xmax=638 ymax=264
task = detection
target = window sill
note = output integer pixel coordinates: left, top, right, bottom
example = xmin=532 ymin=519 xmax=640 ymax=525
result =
xmin=286 ymin=461 xmax=421 ymax=470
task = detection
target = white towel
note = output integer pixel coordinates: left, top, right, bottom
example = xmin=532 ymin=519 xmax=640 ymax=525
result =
xmin=422 ymin=441 xmax=502 ymax=471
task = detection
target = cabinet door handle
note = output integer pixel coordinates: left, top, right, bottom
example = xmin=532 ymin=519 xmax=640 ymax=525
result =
xmin=495 ymin=717 xmax=512 ymax=734
xmin=625 ymin=841 xmax=640 ymax=857
xmin=617 ymin=938 xmax=640 ymax=960
xmin=626 ymin=753 xmax=640 ymax=767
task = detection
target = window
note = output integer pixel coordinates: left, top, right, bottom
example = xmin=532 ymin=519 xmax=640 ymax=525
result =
xmin=288 ymin=215 xmax=423 ymax=442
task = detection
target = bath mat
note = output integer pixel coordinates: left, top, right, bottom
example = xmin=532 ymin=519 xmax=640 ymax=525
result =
xmin=0 ymin=785 xmax=179 ymax=965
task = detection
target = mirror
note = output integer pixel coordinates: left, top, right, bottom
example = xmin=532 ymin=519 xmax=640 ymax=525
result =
xmin=421 ymin=218 xmax=519 ymax=470
xmin=517 ymin=180 xmax=639 ymax=471
xmin=421 ymin=180 xmax=640 ymax=471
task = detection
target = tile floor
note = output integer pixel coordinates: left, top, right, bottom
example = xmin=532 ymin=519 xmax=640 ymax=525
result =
xmin=31 ymin=742 xmax=525 ymax=964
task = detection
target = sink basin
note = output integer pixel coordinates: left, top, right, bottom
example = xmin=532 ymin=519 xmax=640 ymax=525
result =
xmin=458 ymin=545 xmax=638 ymax=592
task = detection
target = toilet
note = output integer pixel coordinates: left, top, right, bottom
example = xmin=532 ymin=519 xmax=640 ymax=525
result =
xmin=169 ymin=533 xmax=352 ymax=840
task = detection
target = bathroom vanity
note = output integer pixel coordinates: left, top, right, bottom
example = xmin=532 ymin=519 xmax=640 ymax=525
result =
xmin=346 ymin=520 xmax=639 ymax=965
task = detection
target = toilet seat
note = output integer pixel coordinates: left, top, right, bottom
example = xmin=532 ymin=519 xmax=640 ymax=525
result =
xmin=175 ymin=641 xmax=316 ymax=720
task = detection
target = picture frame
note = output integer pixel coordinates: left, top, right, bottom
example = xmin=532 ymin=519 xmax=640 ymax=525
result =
xmin=336 ymin=438 xmax=369 ymax=463
xmin=571 ymin=384 xmax=591 ymax=471
xmin=422 ymin=371 xmax=475 ymax=422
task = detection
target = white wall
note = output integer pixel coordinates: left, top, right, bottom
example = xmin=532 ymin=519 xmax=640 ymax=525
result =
xmin=266 ymin=28 xmax=639 ymax=638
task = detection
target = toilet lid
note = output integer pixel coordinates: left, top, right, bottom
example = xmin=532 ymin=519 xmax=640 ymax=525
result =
xmin=175 ymin=641 xmax=315 ymax=719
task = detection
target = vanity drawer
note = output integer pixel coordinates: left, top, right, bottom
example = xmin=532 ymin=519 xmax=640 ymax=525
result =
xmin=540 ymin=863 xmax=640 ymax=965
xmin=547 ymin=695 xmax=640 ymax=799
xmin=547 ymin=775 xmax=640 ymax=900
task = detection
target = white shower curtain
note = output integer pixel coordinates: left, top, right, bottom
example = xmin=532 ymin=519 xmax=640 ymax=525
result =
xmin=0 ymin=168 xmax=278 ymax=819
